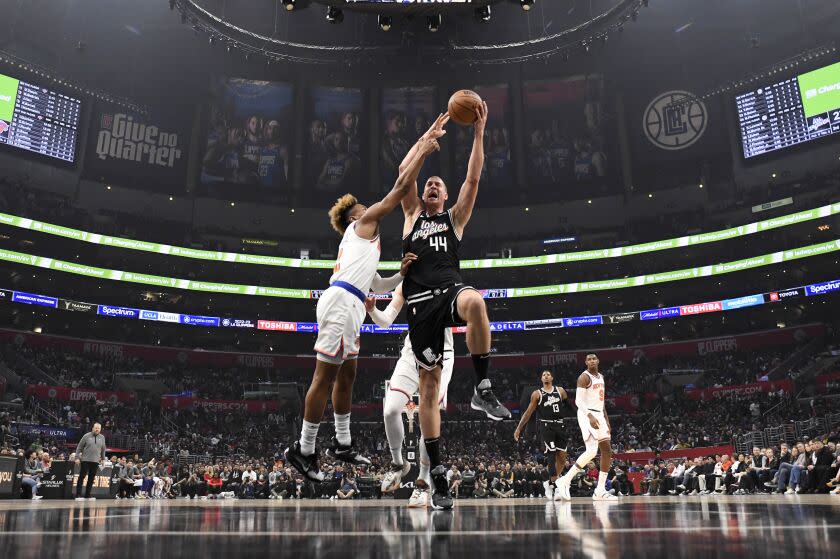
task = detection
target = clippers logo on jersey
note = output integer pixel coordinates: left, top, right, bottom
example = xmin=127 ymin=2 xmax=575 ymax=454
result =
xmin=411 ymin=220 xmax=449 ymax=242
xmin=543 ymin=395 xmax=563 ymax=408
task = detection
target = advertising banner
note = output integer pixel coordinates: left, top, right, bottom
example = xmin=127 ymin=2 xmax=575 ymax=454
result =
xmin=0 ymin=323 xmax=822 ymax=372
xmin=380 ymin=86 xmax=438 ymax=191
xmin=84 ymin=101 xmax=190 ymax=192
xmin=522 ymin=75 xmax=612 ymax=197
xmin=684 ymin=380 xmax=794 ymax=400
xmin=160 ymin=396 xmax=281 ymax=414
xmin=201 ymin=78 xmax=293 ymax=197
xmin=25 ymin=384 xmax=137 ymax=404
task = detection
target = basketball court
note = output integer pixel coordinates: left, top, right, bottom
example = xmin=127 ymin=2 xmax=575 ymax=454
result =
xmin=0 ymin=496 xmax=836 ymax=558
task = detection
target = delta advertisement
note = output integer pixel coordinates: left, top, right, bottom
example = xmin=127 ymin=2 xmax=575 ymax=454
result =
xmin=84 ymin=101 xmax=191 ymax=192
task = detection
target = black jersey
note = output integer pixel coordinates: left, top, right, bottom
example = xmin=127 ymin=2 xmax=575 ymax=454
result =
xmin=402 ymin=209 xmax=463 ymax=297
xmin=537 ymin=386 xmax=565 ymax=423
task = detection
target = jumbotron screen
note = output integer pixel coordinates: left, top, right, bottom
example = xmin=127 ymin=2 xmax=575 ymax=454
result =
xmin=736 ymin=60 xmax=840 ymax=158
xmin=0 ymin=71 xmax=82 ymax=163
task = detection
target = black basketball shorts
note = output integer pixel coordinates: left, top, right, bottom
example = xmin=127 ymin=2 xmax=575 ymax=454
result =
xmin=540 ymin=421 xmax=568 ymax=453
xmin=405 ymin=283 xmax=475 ymax=370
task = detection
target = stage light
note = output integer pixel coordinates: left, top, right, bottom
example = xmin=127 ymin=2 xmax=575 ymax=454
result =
xmin=475 ymin=6 xmax=491 ymax=23
xmin=427 ymin=14 xmax=441 ymax=32
xmin=520 ymin=0 xmax=535 ymax=11
xmin=209 ymin=35 xmax=216 ymax=46
xmin=378 ymin=14 xmax=392 ymax=32
xmin=282 ymin=0 xmax=296 ymax=11
xmin=326 ymin=6 xmax=343 ymax=24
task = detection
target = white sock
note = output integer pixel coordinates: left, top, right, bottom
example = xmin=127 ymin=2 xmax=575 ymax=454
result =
xmin=561 ymin=464 xmax=581 ymax=484
xmin=418 ymin=437 xmax=431 ymax=485
xmin=334 ymin=412 xmax=351 ymax=446
xmin=383 ymin=394 xmax=405 ymax=465
xmin=299 ymin=420 xmax=319 ymax=456
xmin=597 ymin=471 xmax=607 ymax=493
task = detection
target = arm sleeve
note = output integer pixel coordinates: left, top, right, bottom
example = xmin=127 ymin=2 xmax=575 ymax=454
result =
xmin=368 ymin=297 xmax=402 ymax=328
xmin=369 ymin=273 xmax=403 ymax=294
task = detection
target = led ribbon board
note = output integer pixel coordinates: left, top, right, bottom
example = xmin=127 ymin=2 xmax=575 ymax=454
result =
xmin=3 ymin=276 xmax=836 ymax=333
xmin=0 ymin=203 xmax=837 ymax=270
xmin=0 ymin=240 xmax=837 ymax=299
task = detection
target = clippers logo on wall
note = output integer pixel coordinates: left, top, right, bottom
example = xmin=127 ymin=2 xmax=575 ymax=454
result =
xmin=643 ymin=90 xmax=707 ymax=150
xmin=627 ymin=71 xmax=730 ymax=190
xmin=84 ymin=102 xmax=190 ymax=192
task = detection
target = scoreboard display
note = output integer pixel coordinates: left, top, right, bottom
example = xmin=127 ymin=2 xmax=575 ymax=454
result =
xmin=0 ymin=72 xmax=82 ymax=163
xmin=736 ymin=61 xmax=840 ymax=159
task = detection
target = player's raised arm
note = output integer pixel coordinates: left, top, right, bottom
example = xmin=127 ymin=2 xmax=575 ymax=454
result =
xmin=366 ymin=284 xmax=406 ymax=328
xmin=355 ymin=137 xmax=440 ymax=239
xmin=399 ymin=113 xmax=450 ymax=218
xmin=369 ymin=253 xmax=417 ymax=294
xmin=451 ymin=101 xmax=487 ymax=235
xmin=514 ymin=390 xmax=541 ymax=441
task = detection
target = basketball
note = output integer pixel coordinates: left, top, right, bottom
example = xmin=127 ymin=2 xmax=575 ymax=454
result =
xmin=448 ymin=90 xmax=483 ymax=126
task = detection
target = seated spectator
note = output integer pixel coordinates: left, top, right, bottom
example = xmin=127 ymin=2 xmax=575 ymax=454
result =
xmin=802 ymin=440 xmax=834 ymax=494
xmin=337 ymin=476 xmax=358 ymax=500
xmin=21 ymin=450 xmax=43 ymax=500
xmin=447 ymin=465 xmax=463 ymax=499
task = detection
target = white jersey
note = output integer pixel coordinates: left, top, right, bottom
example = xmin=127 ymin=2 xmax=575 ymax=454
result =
xmin=328 ymin=222 xmax=381 ymax=293
xmin=575 ymin=370 xmax=605 ymax=413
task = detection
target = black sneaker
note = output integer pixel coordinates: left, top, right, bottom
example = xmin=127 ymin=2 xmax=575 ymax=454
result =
xmin=430 ymin=465 xmax=454 ymax=510
xmin=284 ymin=441 xmax=325 ymax=482
xmin=325 ymin=437 xmax=372 ymax=466
xmin=470 ymin=379 xmax=512 ymax=421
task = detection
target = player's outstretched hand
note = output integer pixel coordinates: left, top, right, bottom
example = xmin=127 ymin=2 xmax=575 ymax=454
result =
xmin=513 ymin=429 xmax=521 ymax=442
xmin=364 ymin=296 xmax=376 ymax=313
xmin=400 ymin=252 xmax=418 ymax=276
xmin=474 ymin=101 xmax=488 ymax=134
xmin=424 ymin=112 xmax=450 ymax=141
xmin=418 ymin=137 xmax=441 ymax=155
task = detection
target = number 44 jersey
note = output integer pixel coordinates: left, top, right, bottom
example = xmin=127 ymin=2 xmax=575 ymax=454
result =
xmin=402 ymin=209 xmax=463 ymax=298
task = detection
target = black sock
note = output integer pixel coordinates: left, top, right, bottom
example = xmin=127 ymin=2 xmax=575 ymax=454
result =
xmin=425 ymin=437 xmax=442 ymax=469
xmin=471 ymin=353 xmax=490 ymax=386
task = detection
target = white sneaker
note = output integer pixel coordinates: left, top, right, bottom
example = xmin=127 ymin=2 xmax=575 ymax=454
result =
xmin=543 ymin=481 xmax=554 ymax=500
xmin=408 ymin=487 xmax=429 ymax=508
xmin=784 ymin=488 xmax=795 ymax=495
xmin=75 ymin=497 xmax=86 ymax=501
xmin=593 ymin=490 xmax=617 ymax=501
xmin=31 ymin=495 xmax=43 ymax=500
xmin=87 ymin=497 xmax=96 ymax=501
xmin=555 ymin=477 xmax=572 ymax=501
xmin=381 ymin=462 xmax=411 ymax=493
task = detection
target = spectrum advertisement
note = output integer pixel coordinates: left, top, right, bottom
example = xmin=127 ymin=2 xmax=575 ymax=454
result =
xmin=3 ymin=275 xmax=839 ymax=334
